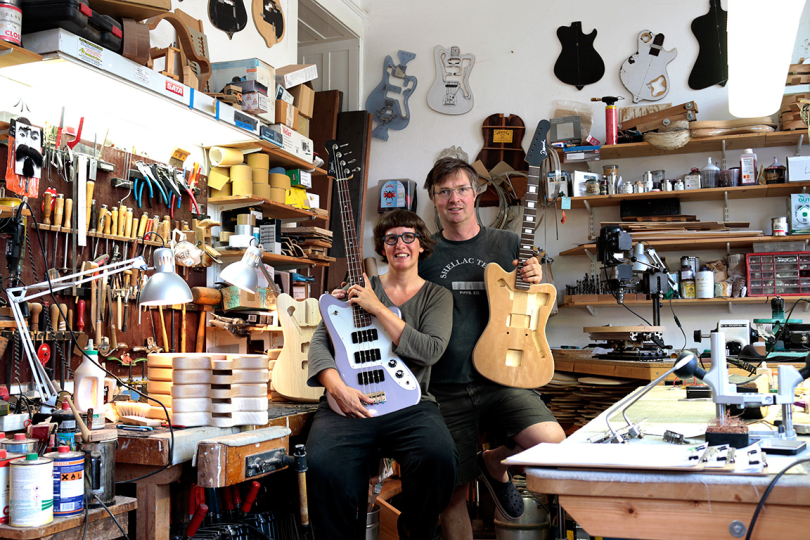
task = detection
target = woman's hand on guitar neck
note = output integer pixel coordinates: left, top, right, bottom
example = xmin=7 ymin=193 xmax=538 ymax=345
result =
xmin=516 ymin=256 xmax=543 ymax=283
xmin=347 ymin=274 xmax=386 ymax=316
xmin=320 ymin=368 xmax=374 ymax=418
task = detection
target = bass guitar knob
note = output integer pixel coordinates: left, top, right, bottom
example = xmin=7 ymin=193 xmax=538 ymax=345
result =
xmin=388 ymin=359 xmax=397 ymax=368
xmin=395 ymin=370 xmax=404 ymax=378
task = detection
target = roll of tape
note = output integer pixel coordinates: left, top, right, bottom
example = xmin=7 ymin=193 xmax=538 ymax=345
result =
xmin=234 ymin=224 xmax=253 ymax=236
xmin=231 ymin=164 xmax=253 ymax=196
xmin=269 ymin=187 xmax=288 ymax=203
xmin=236 ymin=214 xmax=256 ymax=226
xmin=210 ymin=183 xmax=232 ymax=197
xmin=246 ymin=153 xmax=270 ymax=169
xmin=252 ymin=168 xmax=269 ymax=185
xmin=253 ymin=183 xmax=272 ymax=198
xmin=209 ymin=147 xmax=244 ymax=167
xmin=269 ymin=173 xmax=291 ymax=190
xmin=208 ymin=167 xmax=230 ymax=190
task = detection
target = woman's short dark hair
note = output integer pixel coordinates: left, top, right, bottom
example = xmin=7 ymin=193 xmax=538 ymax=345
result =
xmin=423 ymin=157 xmax=480 ymax=198
xmin=373 ymin=209 xmax=436 ymax=263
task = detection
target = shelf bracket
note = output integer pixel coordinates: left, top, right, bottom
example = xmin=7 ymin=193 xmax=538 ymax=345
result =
xmin=583 ymin=199 xmax=595 ymax=239
xmin=726 ymin=242 xmax=731 ymax=256
xmin=584 ymin=248 xmax=598 ymax=276
xmin=723 ymin=191 xmax=730 ymax=222
xmin=804 ymin=302 xmax=810 ymax=313
xmin=586 ymin=305 xmax=596 ymax=316
xmin=727 ymin=301 xmax=734 ymax=314
xmin=0 ymin=49 xmax=12 ymax=59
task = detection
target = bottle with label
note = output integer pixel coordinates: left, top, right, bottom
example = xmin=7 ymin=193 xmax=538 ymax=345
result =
xmin=740 ymin=148 xmax=758 ymax=185
xmin=52 ymin=401 xmax=77 ymax=449
xmin=680 ymin=265 xmax=696 ymax=298
xmin=696 ymin=266 xmax=714 ymax=299
xmin=684 ymin=168 xmax=701 ymax=190
xmin=73 ymin=340 xmax=106 ymax=430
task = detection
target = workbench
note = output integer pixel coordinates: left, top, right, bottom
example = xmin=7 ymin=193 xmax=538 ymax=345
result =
xmin=0 ymin=496 xmax=136 ymax=540
xmin=523 ymin=385 xmax=810 ymax=540
xmin=114 ymin=402 xmax=317 ymax=540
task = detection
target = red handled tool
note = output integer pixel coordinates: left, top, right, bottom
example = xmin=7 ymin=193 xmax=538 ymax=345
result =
xmin=184 ymin=503 xmax=207 ymax=540
xmin=241 ymin=481 xmax=260 ymax=514
xmin=66 ymin=117 xmax=84 ymax=150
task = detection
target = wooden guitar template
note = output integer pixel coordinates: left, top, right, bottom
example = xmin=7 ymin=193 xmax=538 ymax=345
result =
xmin=146 ymin=10 xmax=212 ymax=92
xmin=620 ymin=30 xmax=677 ymax=103
xmin=427 ymin=45 xmax=475 ymax=115
xmin=272 ymin=293 xmax=323 ymax=402
xmin=554 ymin=21 xmax=605 ymax=90
xmin=253 ymin=0 xmax=286 ymax=48
xmin=689 ymin=0 xmax=728 ymax=89
xmin=208 ymin=0 xmax=248 ymax=39
xmin=365 ymin=51 xmax=418 ymax=141
xmin=472 ymin=120 xmax=557 ymax=389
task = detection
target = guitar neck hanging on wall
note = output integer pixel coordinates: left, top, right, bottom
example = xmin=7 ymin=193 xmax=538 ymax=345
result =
xmin=554 ymin=21 xmax=605 ymax=90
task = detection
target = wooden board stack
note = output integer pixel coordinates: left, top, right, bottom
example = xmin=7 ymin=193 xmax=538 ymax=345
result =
xmin=281 ymin=224 xmax=334 ymax=262
xmin=145 ymin=353 xmax=271 ymax=427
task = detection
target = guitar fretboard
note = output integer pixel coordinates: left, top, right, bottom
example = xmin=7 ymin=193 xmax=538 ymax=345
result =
xmin=335 ymin=174 xmax=372 ymax=328
xmin=516 ymin=165 xmax=542 ymax=291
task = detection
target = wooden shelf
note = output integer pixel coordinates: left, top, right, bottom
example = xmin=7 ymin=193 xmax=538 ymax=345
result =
xmin=555 ymin=130 xmax=808 ymax=161
xmin=217 ymin=249 xmax=316 ymax=270
xmin=213 ymin=140 xmax=327 ymax=175
xmin=561 ymin=296 xmax=779 ymax=309
xmin=560 ymin=234 xmax=810 ymax=256
xmin=560 ymin=181 xmax=810 ymax=209
xmin=207 ymin=196 xmax=321 ymax=220
xmin=0 ymin=42 xmax=42 ymax=69
xmin=0 ymin=204 xmax=30 ymax=216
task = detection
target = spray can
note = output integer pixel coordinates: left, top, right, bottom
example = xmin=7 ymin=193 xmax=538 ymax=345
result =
xmin=0 ymin=450 xmax=23 ymax=524
xmin=10 ymin=454 xmax=53 ymax=527
xmin=44 ymin=446 xmax=84 ymax=517
xmin=53 ymin=400 xmax=77 ymax=449
xmin=591 ymin=96 xmax=624 ymax=145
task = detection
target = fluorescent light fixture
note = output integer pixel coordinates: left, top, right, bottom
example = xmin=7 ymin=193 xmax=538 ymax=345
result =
xmin=728 ymin=0 xmax=806 ymax=117
xmin=219 ymin=244 xmax=276 ymax=294
xmin=139 ymin=248 xmax=193 ymax=306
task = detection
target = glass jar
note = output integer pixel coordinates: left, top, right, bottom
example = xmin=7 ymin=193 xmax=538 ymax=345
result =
xmin=700 ymin=157 xmax=719 ymax=189
xmin=585 ymin=178 xmax=600 ymax=195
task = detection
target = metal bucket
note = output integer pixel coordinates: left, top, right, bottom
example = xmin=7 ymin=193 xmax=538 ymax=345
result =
xmin=77 ymin=438 xmax=117 ymax=507
xmin=365 ymin=504 xmax=380 ymax=540
xmin=493 ymin=479 xmax=550 ymax=540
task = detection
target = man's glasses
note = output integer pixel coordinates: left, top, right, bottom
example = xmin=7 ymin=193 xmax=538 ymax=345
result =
xmin=433 ymin=185 xmax=474 ymax=200
xmin=382 ymin=232 xmax=421 ymax=245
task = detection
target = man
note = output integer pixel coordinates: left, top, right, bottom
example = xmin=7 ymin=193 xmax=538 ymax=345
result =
xmin=418 ymin=157 xmax=565 ymax=539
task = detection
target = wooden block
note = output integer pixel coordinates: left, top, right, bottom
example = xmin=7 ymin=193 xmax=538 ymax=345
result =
xmin=232 ymin=370 xmax=270 ymax=383
xmin=120 ymin=415 xmax=162 ymax=427
xmin=228 ymin=354 xmax=270 ymax=369
xmin=147 ymin=406 xmax=171 ymax=420
xmin=171 ymin=385 xmax=208 ymax=398
xmin=77 ymin=428 xmax=118 ymax=443
xmin=172 ymin=411 xmax=209 ymax=427
xmin=173 ymin=356 xmax=215 ymax=370
xmin=171 ymin=398 xmax=211 ymax=413
xmin=172 ymin=370 xmax=211 ymax=384
xmin=196 ymin=428 xmax=290 ymax=487
xmin=147 ymin=367 xmax=173 ymax=381
xmin=147 ymin=380 xmax=172 ymax=394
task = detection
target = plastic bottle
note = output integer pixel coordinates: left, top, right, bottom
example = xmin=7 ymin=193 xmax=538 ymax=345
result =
xmin=700 ymin=158 xmax=720 ymax=189
xmin=740 ymin=148 xmax=758 ymax=185
xmin=73 ymin=340 xmax=106 ymax=430
xmin=696 ymin=266 xmax=714 ymax=299
xmin=680 ymin=265 xmax=696 ymax=299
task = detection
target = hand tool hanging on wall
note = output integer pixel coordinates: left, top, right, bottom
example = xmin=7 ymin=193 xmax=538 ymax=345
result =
xmin=60 ymin=198 xmax=73 ymax=274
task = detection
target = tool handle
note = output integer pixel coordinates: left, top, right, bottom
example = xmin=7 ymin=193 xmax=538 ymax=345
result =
xmin=77 ymin=300 xmax=85 ymax=333
xmin=125 ymin=209 xmax=134 ymax=238
xmin=67 ymin=308 xmax=73 ymax=332
xmin=231 ymin=484 xmax=241 ymax=508
xmin=43 ymin=193 xmax=53 ymax=225
xmin=85 ymin=181 xmax=95 ymax=229
xmin=109 ymin=210 xmax=117 ymax=236
xmin=58 ymin=304 xmax=67 ymax=331
xmin=222 ymin=485 xmax=233 ymax=511
xmin=137 ymin=213 xmax=149 ymax=238
xmin=29 ymin=303 xmax=42 ymax=333
xmin=53 ymin=195 xmax=65 ymax=228
xmin=63 ymin=199 xmax=73 ymax=230
xmin=242 ymin=481 xmax=260 ymax=514
xmin=185 ymin=503 xmax=207 ymax=538
xmin=97 ymin=207 xmax=107 ymax=234
xmin=64 ymin=396 xmax=92 ymax=441
xmin=49 ymin=304 xmax=60 ymax=332
xmin=117 ymin=205 xmax=127 ymax=236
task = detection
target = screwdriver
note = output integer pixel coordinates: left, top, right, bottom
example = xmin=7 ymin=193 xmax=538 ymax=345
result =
xmin=52 ymin=194 xmax=64 ymax=269
xmin=61 ymin=198 xmax=73 ymax=273
xmin=82 ymin=200 xmax=97 ymax=257
xmin=94 ymin=205 xmax=107 ymax=259
xmin=42 ymin=192 xmax=53 ymax=259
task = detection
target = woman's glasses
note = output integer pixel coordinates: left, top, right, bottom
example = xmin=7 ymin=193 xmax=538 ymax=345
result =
xmin=382 ymin=232 xmax=421 ymax=245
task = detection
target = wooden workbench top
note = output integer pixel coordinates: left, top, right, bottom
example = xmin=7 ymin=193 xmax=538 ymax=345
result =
xmin=0 ymin=496 xmax=136 ymax=539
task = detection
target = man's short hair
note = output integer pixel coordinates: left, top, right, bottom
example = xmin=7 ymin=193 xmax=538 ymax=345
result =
xmin=373 ymin=209 xmax=436 ymax=263
xmin=423 ymin=157 xmax=480 ymax=199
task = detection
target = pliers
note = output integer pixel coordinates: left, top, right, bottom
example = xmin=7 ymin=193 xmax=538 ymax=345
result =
xmin=135 ymin=162 xmax=169 ymax=207
xmin=153 ymin=165 xmax=183 ymax=218
xmin=181 ymin=166 xmax=201 ymax=216
xmin=133 ymin=170 xmax=153 ymax=209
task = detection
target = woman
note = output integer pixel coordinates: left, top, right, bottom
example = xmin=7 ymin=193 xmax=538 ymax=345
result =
xmin=306 ymin=209 xmax=458 ymax=539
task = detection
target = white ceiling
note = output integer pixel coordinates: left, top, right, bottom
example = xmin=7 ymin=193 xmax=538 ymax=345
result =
xmin=298 ymin=0 xmax=360 ymax=45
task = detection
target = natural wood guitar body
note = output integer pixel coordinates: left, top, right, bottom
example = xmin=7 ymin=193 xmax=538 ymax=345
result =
xmin=273 ymin=294 xmax=322 ymax=402
xmin=473 ymin=263 xmax=557 ymax=389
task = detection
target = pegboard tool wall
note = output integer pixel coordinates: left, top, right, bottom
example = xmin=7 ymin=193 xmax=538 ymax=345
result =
xmin=0 ymin=142 xmax=208 ymax=387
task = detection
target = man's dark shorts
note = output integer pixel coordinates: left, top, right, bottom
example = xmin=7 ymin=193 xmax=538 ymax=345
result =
xmin=431 ymin=379 xmax=558 ymax=485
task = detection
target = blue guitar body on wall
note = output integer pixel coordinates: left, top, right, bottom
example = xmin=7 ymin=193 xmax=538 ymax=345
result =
xmin=365 ymin=51 xmax=418 ymax=141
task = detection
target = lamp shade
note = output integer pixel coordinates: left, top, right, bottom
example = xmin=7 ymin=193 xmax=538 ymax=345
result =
xmin=219 ymin=245 xmax=263 ymax=294
xmin=139 ymin=247 xmax=193 ymax=306
xmin=631 ymin=243 xmax=650 ymax=272
xmin=727 ymin=0 xmax=806 ymax=117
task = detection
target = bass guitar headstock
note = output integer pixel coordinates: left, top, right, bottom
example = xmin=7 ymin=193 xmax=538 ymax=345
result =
xmin=326 ymin=140 xmax=360 ymax=182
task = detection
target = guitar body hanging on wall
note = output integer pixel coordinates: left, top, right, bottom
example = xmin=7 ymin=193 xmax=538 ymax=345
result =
xmin=365 ymin=51 xmax=418 ymax=141
xmin=620 ymin=30 xmax=677 ymax=103
xmin=689 ymin=0 xmax=728 ymax=89
xmin=253 ymin=0 xmax=286 ymax=48
xmin=427 ymin=45 xmax=475 ymax=115
xmin=554 ymin=21 xmax=605 ymax=90
xmin=208 ymin=0 xmax=248 ymax=39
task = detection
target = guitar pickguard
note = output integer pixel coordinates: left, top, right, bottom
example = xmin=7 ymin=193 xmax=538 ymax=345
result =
xmin=365 ymin=51 xmax=418 ymax=141
xmin=620 ymin=30 xmax=677 ymax=103
xmin=427 ymin=45 xmax=475 ymax=115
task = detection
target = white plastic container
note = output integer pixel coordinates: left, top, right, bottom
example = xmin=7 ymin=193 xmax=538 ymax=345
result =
xmin=741 ymin=148 xmax=758 ymax=185
xmin=73 ymin=341 xmax=106 ymax=430
xmin=696 ymin=267 xmax=715 ymax=299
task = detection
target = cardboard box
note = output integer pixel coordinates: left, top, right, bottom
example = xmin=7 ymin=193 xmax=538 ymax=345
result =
xmin=242 ymin=92 xmax=275 ymax=123
xmin=306 ymin=192 xmax=320 ymax=209
xmin=286 ymin=169 xmax=312 ymax=188
xmin=286 ymin=186 xmax=310 ymax=209
xmin=288 ymin=83 xmax=314 ymax=118
xmin=221 ymin=285 xmax=276 ymax=310
xmin=211 ymin=58 xmax=275 ymax=95
xmin=259 ymin=125 xmax=283 ymax=148
xmin=275 ymin=64 xmax=318 ymax=89
xmin=275 ymin=85 xmax=294 ymax=105
xmin=298 ymin=114 xmax=310 ymax=138
xmin=275 ymin=100 xmax=299 ymax=130
xmin=268 ymin=124 xmax=314 ymax=163
xmin=228 ymin=79 xmax=268 ymax=94
xmin=788 ymin=155 xmax=810 ymax=182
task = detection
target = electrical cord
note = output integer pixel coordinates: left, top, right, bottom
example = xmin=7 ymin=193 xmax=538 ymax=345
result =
xmin=766 ymin=297 xmax=810 ymax=356
xmin=745 ymin=458 xmax=810 ymax=540
xmin=668 ymin=297 xmax=687 ymax=355
xmin=92 ymin=493 xmax=129 ymax=540
xmin=18 ymin=200 xmax=174 ymax=485
xmin=602 ymin=266 xmax=652 ymax=325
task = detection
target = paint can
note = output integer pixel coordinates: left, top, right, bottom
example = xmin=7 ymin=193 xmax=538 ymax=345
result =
xmin=772 ymin=217 xmax=788 ymax=236
xmin=77 ymin=438 xmax=116 ymax=507
xmin=9 ymin=454 xmax=53 ymax=527
xmin=44 ymin=447 xmax=84 ymax=517
xmin=0 ymin=450 xmax=24 ymax=524
xmin=2 ymin=434 xmax=38 ymax=455
xmin=0 ymin=0 xmax=21 ymax=46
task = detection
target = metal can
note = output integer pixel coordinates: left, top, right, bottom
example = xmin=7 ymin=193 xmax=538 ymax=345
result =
xmin=0 ymin=450 xmax=23 ymax=524
xmin=10 ymin=454 xmax=53 ymax=527
xmin=44 ymin=447 xmax=84 ymax=517
xmin=634 ymin=180 xmax=646 ymax=193
xmin=2 ymin=434 xmax=38 ymax=455
xmin=772 ymin=217 xmax=788 ymax=236
xmin=681 ymin=256 xmax=700 ymax=276
xmin=0 ymin=0 xmax=21 ymax=46
xmin=602 ymin=164 xmax=619 ymax=177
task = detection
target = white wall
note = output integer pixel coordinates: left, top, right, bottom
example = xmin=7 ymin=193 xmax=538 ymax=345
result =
xmin=359 ymin=0 xmax=810 ymax=351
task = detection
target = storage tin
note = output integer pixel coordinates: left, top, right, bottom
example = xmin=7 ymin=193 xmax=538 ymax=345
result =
xmin=9 ymin=454 xmax=53 ymax=527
